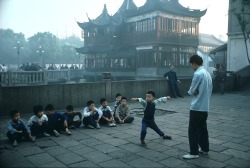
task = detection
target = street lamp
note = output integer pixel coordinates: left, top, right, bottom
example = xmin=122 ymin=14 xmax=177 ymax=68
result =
xmin=37 ymin=46 xmax=45 ymax=68
xmin=14 ymin=41 xmax=23 ymax=70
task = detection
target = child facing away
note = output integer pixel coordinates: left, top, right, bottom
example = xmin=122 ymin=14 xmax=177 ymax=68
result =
xmin=99 ymin=98 xmax=116 ymax=127
xmin=7 ymin=110 xmax=35 ymax=147
xmin=63 ymin=105 xmax=82 ymax=129
xmin=131 ymin=91 xmax=172 ymax=147
xmin=82 ymin=100 xmax=103 ymax=129
xmin=28 ymin=105 xmax=50 ymax=138
xmin=114 ymin=93 xmax=122 ymax=117
xmin=115 ymin=97 xmax=134 ymax=124
xmin=45 ymin=104 xmax=71 ymax=136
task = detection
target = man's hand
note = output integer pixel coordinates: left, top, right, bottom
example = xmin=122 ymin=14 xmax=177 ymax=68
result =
xmin=177 ymin=80 xmax=181 ymax=84
xmin=38 ymin=121 xmax=42 ymax=126
xmin=194 ymin=90 xmax=199 ymax=96
xmin=166 ymin=77 xmax=169 ymax=80
xmin=131 ymin=98 xmax=138 ymax=101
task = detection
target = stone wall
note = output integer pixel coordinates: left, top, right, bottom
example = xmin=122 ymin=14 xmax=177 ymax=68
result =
xmin=0 ymin=76 xmax=248 ymax=117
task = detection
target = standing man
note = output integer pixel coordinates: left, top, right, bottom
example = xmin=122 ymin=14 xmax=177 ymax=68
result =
xmin=183 ymin=55 xmax=212 ymax=159
xmin=163 ymin=65 xmax=183 ymax=98
xmin=217 ymin=67 xmax=227 ymax=94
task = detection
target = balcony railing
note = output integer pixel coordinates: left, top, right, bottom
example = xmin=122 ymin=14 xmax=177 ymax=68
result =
xmin=123 ymin=31 xmax=199 ymax=46
xmin=0 ymin=70 xmax=85 ymax=86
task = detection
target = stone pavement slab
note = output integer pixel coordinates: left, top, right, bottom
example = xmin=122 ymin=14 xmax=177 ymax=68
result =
xmin=1 ymin=86 xmax=250 ymax=167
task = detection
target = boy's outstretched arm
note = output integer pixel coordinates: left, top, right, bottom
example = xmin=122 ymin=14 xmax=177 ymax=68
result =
xmin=154 ymin=96 xmax=171 ymax=105
xmin=131 ymin=98 xmax=147 ymax=107
xmin=131 ymin=98 xmax=139 ymax=101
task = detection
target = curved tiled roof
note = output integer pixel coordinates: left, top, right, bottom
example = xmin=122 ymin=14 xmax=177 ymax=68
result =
xmin=199 ymin=33 xmax=226 ymax=47
xmin=124 ymin=0 xmax=207 ymax=18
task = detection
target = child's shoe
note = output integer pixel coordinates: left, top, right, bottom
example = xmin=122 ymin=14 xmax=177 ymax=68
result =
xmin=141 ymin=140 xmax=147 ymax=147
xmin=96 ymin=123 xmax=101 ymax=129
xmin=43 ymin=133 xmax=50 ymax=137
xmin=30 ymin=136 xmax=36 ymax=142
xmin=65 ymin=129 xmax=72 ymax=135
xmin=13 ymin=140 xmax=18 ymax=147
xmin=163 ymin=135 xmax=172 ymax=140
xmin=87 ymin=125 xmax=94 ymax=129
xmin=69 ymin=125 xmax=76 ymax=129
xmin=54 ymin=130 xmax=60 ymax=137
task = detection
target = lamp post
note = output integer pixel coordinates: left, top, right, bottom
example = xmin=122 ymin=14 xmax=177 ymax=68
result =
xmin=14 ymin=41 xmax=23 ymax=70
xmin=37 ymin=46 xmax=44 ymax=68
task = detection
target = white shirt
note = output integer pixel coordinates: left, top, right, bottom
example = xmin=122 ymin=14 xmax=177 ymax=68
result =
xmin=28 ymin=114 xmax=48 ymax=126
xmin=83 ymin=107 xmax=103 ymax=119
xmin=188 ymin=66 xmax=212 ymax=112
xmin=99 ymin=106 xmax=113 ymax=115
xmin=2 ymin=66 xmax=7 ymax=72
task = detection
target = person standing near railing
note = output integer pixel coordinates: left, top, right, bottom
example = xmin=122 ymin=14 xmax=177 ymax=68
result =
xmin=2 ymin=64 xmax=7 ymax=72
xmin=163 ymin=65 xmax=184 ymax=98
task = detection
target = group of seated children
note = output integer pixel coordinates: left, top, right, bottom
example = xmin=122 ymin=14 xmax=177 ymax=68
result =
xmin=7 ymin=91 xmax=172 ymax=147
xmin=82 ymin=94 xmax=134 ymax=129
xmin=7 ymin=93 xmax=135 ymax=146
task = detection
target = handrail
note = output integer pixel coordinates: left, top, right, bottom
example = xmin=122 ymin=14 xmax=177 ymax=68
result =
xmin=0 ymin=69 xmax=85 ymax=86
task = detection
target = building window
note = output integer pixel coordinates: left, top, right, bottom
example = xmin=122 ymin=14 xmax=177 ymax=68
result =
xmin=153 ymin=18 xmax=156 ymax=30
xmin=167 ymin=19 xmax=173 ymax=32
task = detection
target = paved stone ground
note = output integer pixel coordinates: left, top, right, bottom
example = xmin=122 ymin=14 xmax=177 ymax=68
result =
xmin=1 ymin=86 xmax=250 ymax=167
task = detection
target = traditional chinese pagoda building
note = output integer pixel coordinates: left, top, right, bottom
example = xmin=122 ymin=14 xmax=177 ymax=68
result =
xmin=76 ymin=0 xmax=206 ymax=80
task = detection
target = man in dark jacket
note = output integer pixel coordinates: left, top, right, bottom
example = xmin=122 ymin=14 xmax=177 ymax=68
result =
xmin=164 ymin=65 xmax=183 ymax=98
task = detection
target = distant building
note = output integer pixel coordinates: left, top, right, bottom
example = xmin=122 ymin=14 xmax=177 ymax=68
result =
xmin=199 ymin=34 xmax=225 ymax=54
xmin=227 ymin=0 xmax=250 ymax=72
xmin=198 ymin=33 xmax=226 ymax=74
xmin=76 ymin=0 xmax=206 ymax=80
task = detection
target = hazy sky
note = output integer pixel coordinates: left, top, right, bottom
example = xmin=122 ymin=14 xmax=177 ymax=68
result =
xmin=0 ymin=0 xmax=229 ymax=40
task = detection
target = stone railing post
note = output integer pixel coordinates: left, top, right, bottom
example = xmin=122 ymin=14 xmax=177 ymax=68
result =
xmin=67 ymin=70 xmax=71 ymax=82
xmin=8 ymin=71 xmax=12 ymax=86
xmin=44 ymin=70 xmax=48 ymax=85
xmin=102 ymin=72 xmax=112 ymax=100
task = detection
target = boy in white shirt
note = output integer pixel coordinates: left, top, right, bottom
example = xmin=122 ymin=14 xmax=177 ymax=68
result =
xmin=99 ymin=98 xmax=116 ymax=127
xmin=82 ymin=100 xmax=103 ymax=129
xmin=28 ymin=105 xmax=50 ymax=138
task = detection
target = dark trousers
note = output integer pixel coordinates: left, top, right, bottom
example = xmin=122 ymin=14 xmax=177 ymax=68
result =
xmin=140 ymin=119 xmax=164 ymax=141
xmin=48 ymin=119 xmax=65 ymax=133
xmin=168 ymin=80 xmax=181 ymax=97
xmin=30 ymin=122 xmax=50 ymax=136
xmin=188 ymin=110 xmax=209 ymax=155
xmin=7 ymin=126 xmax=29 ymax=143
xmin=83 ymin=112 xmax=99 ymax=128
xmin=68 ymin=120 xmax=81 ymax=128
xmin=100 ymin=111 xmax=112 ymax=125
xmin=219 ymin=82 xmax=225 ymax=94
xmin=114 ymin=116 xmax=134 ymax=124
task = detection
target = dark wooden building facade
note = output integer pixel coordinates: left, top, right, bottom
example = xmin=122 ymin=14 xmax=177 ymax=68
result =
xmin=76 ymin=0 xmax=206 ymax=80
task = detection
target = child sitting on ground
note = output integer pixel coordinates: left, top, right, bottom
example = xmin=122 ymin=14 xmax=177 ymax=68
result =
xmin=28 ymin=105 xmax=50 ymax=138
xmin=63 ymin=105 xmax=82 ymax=129
xmin=45 ymin=104 xmax=71 ymax=136
xmin=114 ymin=93 xmax=122 ymax=117
xmin=7 ymin=110 xmax=35 ymax=147
xmin=99 ymin=98 xmax=116 ymax=127
xmin=131 ymin=91 xmax=172 ymax=147
xmin=115 ymin=97 xmax=134 ymax=124
xmin=82 ymin=100 xmax=103 ymax=129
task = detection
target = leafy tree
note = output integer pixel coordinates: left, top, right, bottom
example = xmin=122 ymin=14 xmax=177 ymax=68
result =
xmin=0 ymin=29 xmax=30 ymax=64
xmin=28 ymin=32 xmax=61 ymax=65
xmin=230 ymin=0 xmax=250 ymax=64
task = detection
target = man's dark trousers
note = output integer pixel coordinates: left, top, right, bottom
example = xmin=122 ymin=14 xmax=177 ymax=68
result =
xmin=188 ymin=110 xmax=209 ymax=155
